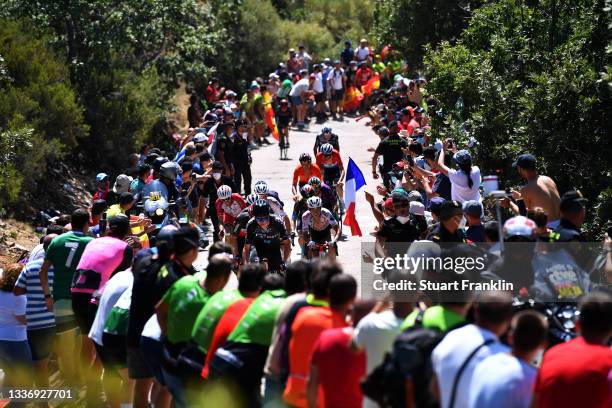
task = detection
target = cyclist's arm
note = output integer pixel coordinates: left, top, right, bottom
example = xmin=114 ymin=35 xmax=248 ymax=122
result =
xmin=282 ymin=239 xmax=291 ymax=262
xmin=330 ymin=224 xmax=340 ymax=244
xmin=283 ymin=214 xmax=293 ymax=236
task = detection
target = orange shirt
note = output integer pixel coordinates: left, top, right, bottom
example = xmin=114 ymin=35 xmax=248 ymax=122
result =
xmin=201 ymin=298 xmax=254 ymax=378
xmin=282 ymin=306 xmax=348 ymax=407
xmin=315 ymin=150 xmax=343 ymax=169
xmin=292 ymin=163 xmax=322 ymax=187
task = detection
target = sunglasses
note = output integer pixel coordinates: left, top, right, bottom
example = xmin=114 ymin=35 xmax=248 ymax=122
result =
xmin=256 ymin=216 xmax=269 ymax=222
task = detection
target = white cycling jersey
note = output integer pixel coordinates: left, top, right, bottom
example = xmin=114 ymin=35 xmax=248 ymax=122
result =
xmin=300 ymin=208 xmax=337 ymax=234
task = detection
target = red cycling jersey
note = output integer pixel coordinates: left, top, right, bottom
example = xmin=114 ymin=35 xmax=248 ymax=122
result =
xmin=315 ymin=150 xmax=343 ymax=169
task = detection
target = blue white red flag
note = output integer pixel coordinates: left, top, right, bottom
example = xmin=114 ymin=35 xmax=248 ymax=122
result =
xmin=343 ymin=158 xmax=366 ymax=236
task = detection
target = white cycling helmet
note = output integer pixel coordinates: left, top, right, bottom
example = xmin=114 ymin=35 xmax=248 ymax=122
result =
xmin=254 ymin=180 xmax=269 ymax=194
xmin=307 ymin=196 xmax=322 ymax=209
xmin=217 ymin=185 xmax=232 ymax=200
xmin=320 ymin=143 xmax=334 ymax=155
xmin=246 ymin=193 xmax=259 ymax=205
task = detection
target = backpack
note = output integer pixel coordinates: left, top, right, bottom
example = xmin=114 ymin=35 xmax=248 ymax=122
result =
xmin=361 ymin=312 xmax=466 ymax=408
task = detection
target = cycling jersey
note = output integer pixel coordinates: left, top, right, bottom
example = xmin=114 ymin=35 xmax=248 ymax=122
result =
xmin=313 ymin=134 xmax=340 ymax=153
xmin=321 ymin=163 xmax=341 ymax=186
xmin=215 ymin=193 xmax=246 ymax=225
xmin=232 ymin=208 xmax=253 ymax=257
xmin=292 ymin=164 xmax=322 ymax=187
xmin=315 ymin=150 xmax=343 ymax=170
xmin=300 ymin=208 xmax=337 ymax=234
xmin=245 ymin=215 xmax=289 ymax=271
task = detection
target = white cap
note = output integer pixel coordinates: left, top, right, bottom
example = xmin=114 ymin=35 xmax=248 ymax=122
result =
xmin=409 ymin=201 xmax=425 ymax=216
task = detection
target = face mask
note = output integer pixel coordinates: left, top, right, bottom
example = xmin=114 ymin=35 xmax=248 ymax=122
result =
xmin=396 ymin=215 xmax=410 ymax=224
xmin=242 ymin=132 xmax=248 ymax=140
xmin=212 ymin=172 xmax=221 ymax=180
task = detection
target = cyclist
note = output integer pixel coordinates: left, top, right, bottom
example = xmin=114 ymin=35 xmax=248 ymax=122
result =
xmin=292 ymin=184 xmax=315 ymax=247
xmin=316 ymin=143 xmax=345 ymax=214
xmin=308 ymin=176 xmax=336 ymax=215
xmin=232 ymin=193 xmax=260 ymax=260
xmin=254 ymin=180 xmax=293 ymax=236
xmin=313 ymin=127 xmax=340 ymax=156
xmin=276 ymin=99 xmax=293 ymax=148
xmin=300 ymin=196 xmax=339 ymax=260
xmin=215 ymin=185 xmax=246 ymax=246
xmin=243 ymin=200 xmax=291 ymax=273
xmin=292 ymin=153 xmax=322 ymax=199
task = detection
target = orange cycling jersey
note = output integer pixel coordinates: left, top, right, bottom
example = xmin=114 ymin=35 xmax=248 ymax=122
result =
xmin=315 ymin=150 xmax=343 ymax=169
xmin=292 ymin=163 xmax=322 ymax=187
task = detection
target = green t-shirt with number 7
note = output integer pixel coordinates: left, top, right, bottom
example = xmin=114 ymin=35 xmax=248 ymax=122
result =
xmin=44 ymin=231 xmax=93 ymax=301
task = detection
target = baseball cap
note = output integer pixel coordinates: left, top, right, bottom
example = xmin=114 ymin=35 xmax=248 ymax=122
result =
xmin=462 ymin=200 xmax=482 ymax=218
xmin=249 ymin=82 xmax=260 ymax=90
xmin=108 ymin=214 xmax=130 ymax=235
xmin=391 ymin=191 xmax=409 ymax=204
xmin=113 ymin=174 xmax=133 ymax=194
xmin=383 ymin=197 xmax=394 ymax=210
xmin=503 ymin=216 xmax=536 ymax=238
xmin=439 ymin=200 xmax=463 ymax=220
xmin=429 ymin=197 xmax=445 ymax=215
xmin=96 ymin=173 xmax=109 ymax=183
xmin=212 ymin=161 xmax=225 ymax=171
xmin=407 ymin=190 xmax=423 ymax=203
xmin=193 ymin=132 xmax=207 ymax=143
xmin=560 ymin=190 xmax=587 ymax=212
xmin=453 ymin=150 xmax=472 ymax=166
xmin=409 ymin=201 xmax=425 ymax=216
xmin=512 ymin=153 xmax=536 ymax=170
xmin=173 ymin=226 xmax=200 ymax=254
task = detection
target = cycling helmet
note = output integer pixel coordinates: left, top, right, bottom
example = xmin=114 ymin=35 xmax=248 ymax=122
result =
xmin=246 ymin=193 xmax=259 ymax=205
xmin=280 ymin=98 xmax=289 ymax=105
xmin=217 ymin=185 xmax=232 ymax=200
xmin=153 ymin=156 xmax=169 ymax=171
xmin=252 ymin=199 xmax=271 ymax=217
xmin=320 ymin=143 xmax=334 ymax=155
xmin=159 ymin=162 xmax=178 ymax=181
xmin=308 ymin=176 xmax=321 ymax=187
xmin=503 ymin=216 xmax=536 ymax=239
xmin=299 ymin=153 xmax=312 ymax=162
xmin=307 ymin=196 xmax=322 ymax=209
xmin=322 ymin=127 xmax=332 ymax=134
xmin=300 ymin=184 xmax=314 ymax=198
xmin=254 ymin=180 xmax=269 ymax=194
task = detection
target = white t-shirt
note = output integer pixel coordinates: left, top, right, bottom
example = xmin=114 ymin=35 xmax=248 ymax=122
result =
xmin=0 ymin=291 xmax=27 ymax=341
xmin=330 ymin=68 xmax=345 ymax=90
xmin=447 ymin=166 xmax=482 ymax=203
xmin=289 ymin=78 xmax=310 ymax=97
xmin=432 ymin=324 xmax=510 ymax=408
xmin=353 ymin=310 xmax=404 ymax=408
xmin=469 ymin=353 xmax=537 ymax=408
xmin=356 ymin=46 xmax=370 ymax=61
xmin=313 ymin=72 xmax=324 ymax=93
xmin=88 ymin=270 xmax=133 ymax=346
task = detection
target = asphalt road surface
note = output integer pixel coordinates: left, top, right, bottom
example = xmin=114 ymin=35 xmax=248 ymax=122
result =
xmin=196 ymin=117 xmax=380 ymax=288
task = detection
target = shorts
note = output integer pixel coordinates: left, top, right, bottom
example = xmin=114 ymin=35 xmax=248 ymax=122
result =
xmin=95 ymin=334 xmax=127 ymax=369
xmin=127 ymin=346 xmax=153 ymax=379
xmin=27 ymin=326 xmax=56 ymax=361
xmin=290 ymin=95 xmax=302 ymax=106
xmin=71 ymin=292 xmax=97 ymax=334
xmin=314 ymin=92 xmax=325 ymax=103
xmin=140 ymin=336 xmax=166 ymax=385
xmin=332 ymin=89 xmax=344 ymax=101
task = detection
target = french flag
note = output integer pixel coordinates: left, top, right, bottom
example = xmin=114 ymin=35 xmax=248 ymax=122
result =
xmin=343 ymin=158 xmax=366 ymax=236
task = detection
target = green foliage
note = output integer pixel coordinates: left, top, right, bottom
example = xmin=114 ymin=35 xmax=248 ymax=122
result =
xmin=424 ymin=0 xmax=612 ymax=235
xmin=372 ymin=0 xmax=483 ymax=69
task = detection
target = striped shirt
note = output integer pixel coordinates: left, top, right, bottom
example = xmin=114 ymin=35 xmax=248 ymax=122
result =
xmin=15 ymin=258 xmax=56 ymax=330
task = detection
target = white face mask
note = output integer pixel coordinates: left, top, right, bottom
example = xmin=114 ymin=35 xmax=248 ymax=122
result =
xmin=242 ymin=132 xmax=248 ymax=140
xmin=396 ymin=215 xmax=410 ymax=224
xmin=212 ymin=172 xmax=222 ymax=180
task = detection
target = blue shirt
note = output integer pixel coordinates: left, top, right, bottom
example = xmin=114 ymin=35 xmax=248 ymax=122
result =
xmin=15 ymin=258 xmax=56 ymax=330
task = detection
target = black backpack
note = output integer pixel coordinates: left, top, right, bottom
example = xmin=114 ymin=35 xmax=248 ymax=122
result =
xmin=361 ymin=312 xmax=466 ymax=408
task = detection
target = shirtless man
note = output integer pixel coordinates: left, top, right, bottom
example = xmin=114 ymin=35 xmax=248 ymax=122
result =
xmin=513 ymin=153 xmax=561 ymax=228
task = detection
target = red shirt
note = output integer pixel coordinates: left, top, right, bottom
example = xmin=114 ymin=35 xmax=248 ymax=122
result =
xmin=355 ymin=67 xmax=372 ymax=87
xmin=215 ymin=193 xmax=246 ymax=225
xmin=311 ymin=327 xmax=365 ymax=408
xmin=204 ymin=84 xmax=219 ymax=103
xmin=283 ymin=307 xmax=348 ymax=407
xmin=92 ymin=189 xmax=108 ymax=202
xmin=534 ymin=336 xmax=612 ymax=408
xmin=201 ymin=298 xmax=254 ymax=379
xmin=292 ymin=163 xmax=322 ymax=187
xmin=315 ymin=150 xmax=343 ymax=169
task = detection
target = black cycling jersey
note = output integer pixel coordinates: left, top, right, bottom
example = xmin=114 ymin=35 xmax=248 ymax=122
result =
xmin=292 ymin=199 xmax=308 ymax=231
xmin=313 ymin=134 xmax=340 ymax=154
xmin=233 ymin=208 xmax=252 ymax=255
xmin=245 ymin=215 xmax=289 ymax=271
xmin=321 ymin=163 xmax=341 ymax=185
